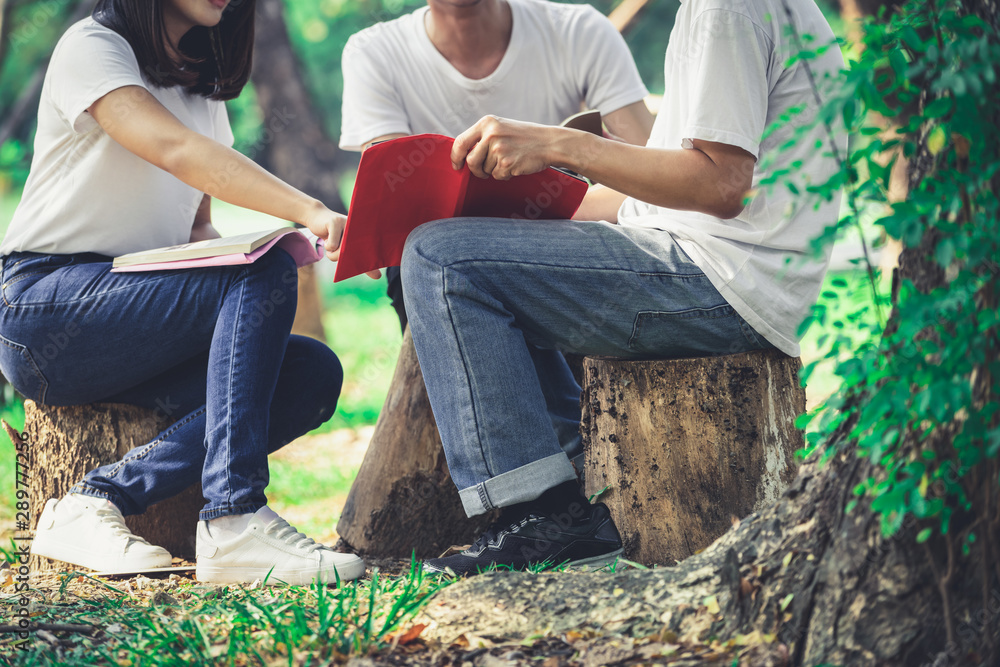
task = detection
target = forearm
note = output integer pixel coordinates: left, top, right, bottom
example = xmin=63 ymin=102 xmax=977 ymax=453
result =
xmin=572 ymin=185 xmax=628 ymax=222
xmin=550 ymin=130 xmax=746 ymax=219
xmin=167 ymin=133 xmax=324 ymax=225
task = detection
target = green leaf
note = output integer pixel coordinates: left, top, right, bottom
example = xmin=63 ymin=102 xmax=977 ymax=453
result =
xmin=916 ymin=527 xmax=933 ymax=543
xmin=923 ymin=97 xmax=953 ymax=118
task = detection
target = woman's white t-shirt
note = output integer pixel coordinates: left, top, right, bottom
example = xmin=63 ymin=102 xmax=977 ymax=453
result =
xmin=1 ymin=18 xmax=234 ymax=257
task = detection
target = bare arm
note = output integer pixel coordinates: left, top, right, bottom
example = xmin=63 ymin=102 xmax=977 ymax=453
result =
xmin=90 ymin=86 xmax=345 ymax=257
xmin=572 ymin=185 xmax=628 ymax=222
xmin=452 ymin=116 xmax=755 ymax=220
xmin=602 ymin=100 xmax=654 ymax=147
xmin=188 ymin=194 xmax=222 ymax=243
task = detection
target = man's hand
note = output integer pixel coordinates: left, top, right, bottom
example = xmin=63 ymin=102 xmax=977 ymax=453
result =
xmin=452 ymin=116 xmax=562 ymax=181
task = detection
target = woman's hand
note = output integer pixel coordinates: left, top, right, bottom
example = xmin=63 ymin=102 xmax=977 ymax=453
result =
xmin=302 ymin=202 xmax=381 ymax=279
xmin=452 ymin=116 xmax=565 ymax=181
xmin=301 ymin=201 xmax=346 ymax=257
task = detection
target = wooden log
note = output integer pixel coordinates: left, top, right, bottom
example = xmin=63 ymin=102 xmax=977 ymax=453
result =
xmin=19 ymin=401 xmax=202 ymax=571
xmin=581 ymin=350 xmax=805 ymax=567
xmin=337 ymin=328 xmax=495 ymax=558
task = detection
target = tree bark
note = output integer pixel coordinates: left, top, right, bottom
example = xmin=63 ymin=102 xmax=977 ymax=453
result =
xmin=17 ymin=401 xmax=202 ymax=572
xmin=582 ymin=351 xmax=804 ymax=566
xmin=337 ymin=329 xmax=496 ymax=558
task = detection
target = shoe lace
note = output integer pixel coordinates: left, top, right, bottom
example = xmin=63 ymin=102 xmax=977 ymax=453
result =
xmin=95 ymin=507 xmax=153 ymax=546
xmin=469 ymin=514 xmax=533 ymax=552
xmin=263 ymin=516 xmax=326 ymax=554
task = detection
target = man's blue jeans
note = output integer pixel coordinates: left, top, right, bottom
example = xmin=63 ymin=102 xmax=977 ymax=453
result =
xmin=0 ymin=249 xmax=341 ymax=521
xmin=401 ymin=218 xmax=774 ymax=517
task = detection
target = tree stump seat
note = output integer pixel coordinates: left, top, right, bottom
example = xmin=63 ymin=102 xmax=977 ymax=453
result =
xmin=580 ymin=349 xmax=806 ymax=566
xmin=15 ymin=400 xmax=203 ymax=572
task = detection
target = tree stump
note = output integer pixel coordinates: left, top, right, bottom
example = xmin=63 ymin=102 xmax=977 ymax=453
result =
xmin=581 ymin=350 xmax=805 ymax=566
xmin=337 ymin=329 xmax=496 ymax=558
xmin=18 ymin=400 xmax=203 ymax=571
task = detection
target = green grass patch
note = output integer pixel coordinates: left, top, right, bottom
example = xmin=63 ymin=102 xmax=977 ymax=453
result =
xmin=0 ymin=395 xmax=25 ymax=520
xmin=1 ymin=561 xmax=450 ymax=664
xmin=318 ymin=273 xmax=402 ymax=432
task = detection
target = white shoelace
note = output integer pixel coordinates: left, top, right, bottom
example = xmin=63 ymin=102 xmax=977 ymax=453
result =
xmin=94 ymin=506 xmax=154 ymax=546
xmin=263 ymin=516 xmax=328 ymax=555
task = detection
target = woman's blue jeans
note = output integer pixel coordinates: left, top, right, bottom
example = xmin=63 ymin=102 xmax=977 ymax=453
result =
xmin=0 ymin=248 xmax=342 ymax=521
xmin=401 ymin=218 xmax=775 ymax=517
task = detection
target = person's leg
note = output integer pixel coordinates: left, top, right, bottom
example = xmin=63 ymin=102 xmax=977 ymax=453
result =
xmin=396 ymin=261 xmax=582 ymax=461
xmin=0 ymin=248 xmax=301 ymax=518
xmin=75 ymin=335 xmax=343 ymax=515
xmin=0 ymin=251 xmax=364 ymax=583
xmin=530 ymin=345 xmax=583 ymax=466
xmin=401 ymin=218 xmax=771 ymax=574
xmin=385 ymin=265 xmax=408 ymax=333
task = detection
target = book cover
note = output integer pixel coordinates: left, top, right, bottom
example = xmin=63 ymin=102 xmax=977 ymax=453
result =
xmin=333 ymin=134 xmax=588 ymax=282
xmin=111 ymin=228 xmax=323 ymax=272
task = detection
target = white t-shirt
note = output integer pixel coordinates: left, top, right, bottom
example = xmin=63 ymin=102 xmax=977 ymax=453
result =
xmin=1 ymin=18 xmax=234 ymax=257
xmin=618 ymin=0 xmax=846 ymax=356
xmin=339 ymin=0 xmax=648 ymax=150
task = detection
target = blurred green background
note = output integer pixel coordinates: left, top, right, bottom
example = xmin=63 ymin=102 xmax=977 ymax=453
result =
xmin=0 ymin=0 xmax=861 ymax=530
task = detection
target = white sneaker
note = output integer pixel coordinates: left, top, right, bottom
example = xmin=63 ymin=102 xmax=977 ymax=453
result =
xmin=30 ymin=494 xmax=173 ymax=573
xmin=195 ymin=506 xmax=365 ymax=586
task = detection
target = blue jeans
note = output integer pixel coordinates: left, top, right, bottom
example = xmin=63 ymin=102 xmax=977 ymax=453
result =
xmin=401 ymin=218 xmax=774 ymax=517
xmin=0 ymin=249 xmax=342 ymax=520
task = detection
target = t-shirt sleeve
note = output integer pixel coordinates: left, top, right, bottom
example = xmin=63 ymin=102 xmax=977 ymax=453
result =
xmin=339 ymin=34 xmax=411 ymax=151
xmin=47 ymin=25 xmax=148 ymax=134
xmin=569 ymin=6 xmax=649 ymax=116
xmin=211 ymin=100 xmax=235 ymax=147
xmin=679 ymin=9 xmax=771 ymax=158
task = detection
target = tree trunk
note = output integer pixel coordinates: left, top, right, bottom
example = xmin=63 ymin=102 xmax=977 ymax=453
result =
xmin=17 ymin=401 xmax=202 ymax=572
xmin=251 ymin=0 xmax=358 ymax=343
xmin=582 ymin=351 xmax=804 ymax=566
xmin=419 ymin=447 xmax=953 ymax=666
xmin=337 ymin=329 xmax=496 ymax=558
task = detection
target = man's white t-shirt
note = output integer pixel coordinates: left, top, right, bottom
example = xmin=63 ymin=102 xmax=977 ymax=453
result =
xmin=339 ymin=0 xmax=648 ymax=149
xmin=1 ymin=18 xmax=234 ymax=257
xmin=618 ymin=0 xmax=846 ymax=356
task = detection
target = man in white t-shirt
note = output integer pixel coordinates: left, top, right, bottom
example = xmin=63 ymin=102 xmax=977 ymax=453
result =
xmin=340 ymin=0 xmax=652 ymax=479
xmin=401 ymin=0 xmax=846 ymax=575
xmin=340 ymin=0 xmax=653 ymax=329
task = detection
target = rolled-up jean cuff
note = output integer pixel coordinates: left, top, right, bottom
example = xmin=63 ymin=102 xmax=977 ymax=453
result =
xmin=458 ymin=452 xmax=578 ymax=517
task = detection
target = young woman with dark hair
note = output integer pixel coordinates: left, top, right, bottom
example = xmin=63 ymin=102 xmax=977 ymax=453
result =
xmin=0 ymin=0 xmax=366 ymax=584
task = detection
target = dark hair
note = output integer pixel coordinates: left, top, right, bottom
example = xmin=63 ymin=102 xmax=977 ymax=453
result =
xmin=92 ymin=0 xmax=255 ymax=101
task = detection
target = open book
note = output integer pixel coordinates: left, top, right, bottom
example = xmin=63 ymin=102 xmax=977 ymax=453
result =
xmin=111 ymin=228 xmax=324 ymax=272
xmin=333 ymin=133 xmax=588 ymax=282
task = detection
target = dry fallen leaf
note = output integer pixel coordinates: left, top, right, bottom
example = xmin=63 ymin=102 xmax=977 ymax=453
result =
xmin=397 ymin=623 xmax=427 ymax=646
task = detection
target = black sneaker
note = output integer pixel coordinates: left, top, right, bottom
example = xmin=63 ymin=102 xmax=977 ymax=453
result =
xmin=423 ymin=502 xmax=624 ymax=577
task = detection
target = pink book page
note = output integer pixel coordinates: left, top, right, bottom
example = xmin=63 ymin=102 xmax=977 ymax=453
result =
xmin=112 ymin=230 xmax=324 ymax=273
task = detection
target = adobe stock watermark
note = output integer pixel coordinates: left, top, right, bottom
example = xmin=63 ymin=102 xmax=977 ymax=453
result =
xmin=7 ymin=0 xmax=64 ymax=52
xmin=1 ymin=429 xmax=33 ymax=652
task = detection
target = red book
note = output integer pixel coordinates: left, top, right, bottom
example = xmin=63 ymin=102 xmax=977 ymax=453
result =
xmin=333 ymin=134 xmax=588 ymax=282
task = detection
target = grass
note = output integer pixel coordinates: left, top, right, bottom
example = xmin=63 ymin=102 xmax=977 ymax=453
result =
xmin=316 ymin=272 xmax=402 ymax=432
xmin=0 ymin=560 xmax=451 ymax=664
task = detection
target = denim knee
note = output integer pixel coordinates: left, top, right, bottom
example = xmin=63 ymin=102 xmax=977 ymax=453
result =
xmin=297 ymin=336 xmax=343 ymax=422
xmin=255 ymin=247 xmax=300 ymax=288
